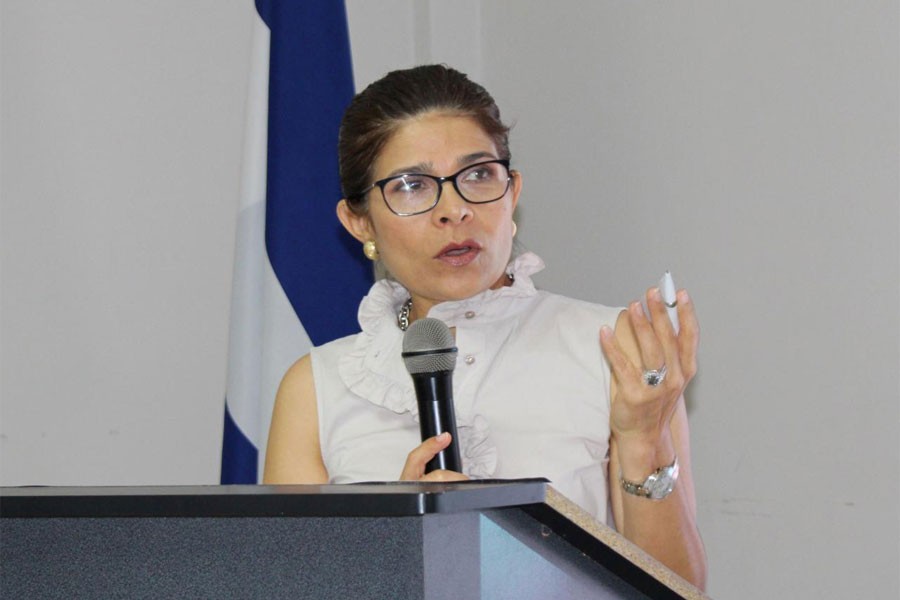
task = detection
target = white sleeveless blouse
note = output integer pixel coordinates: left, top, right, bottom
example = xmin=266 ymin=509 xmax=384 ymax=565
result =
xmin=311 ymin=252 xmax=621 ymax=523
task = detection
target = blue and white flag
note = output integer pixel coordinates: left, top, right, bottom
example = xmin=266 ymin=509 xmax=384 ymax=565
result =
xmin=221 ymin=0 xmax=372 ymax=484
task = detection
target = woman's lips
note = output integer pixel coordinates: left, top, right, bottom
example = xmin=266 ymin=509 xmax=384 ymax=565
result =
xmin=436 ymin=240 xmax=481 ymax=266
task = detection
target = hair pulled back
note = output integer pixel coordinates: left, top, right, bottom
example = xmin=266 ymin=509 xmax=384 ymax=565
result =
xmin=339 ymin=64 xmax=510 ymax=214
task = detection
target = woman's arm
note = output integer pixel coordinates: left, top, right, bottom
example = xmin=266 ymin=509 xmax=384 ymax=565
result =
xmin=262 ymin=354 xmax=329 ymax=484
xmin=263 ymin=352 xmax=465 ymax=484
xmin=601 ymin=289 xmax=708 ymax=590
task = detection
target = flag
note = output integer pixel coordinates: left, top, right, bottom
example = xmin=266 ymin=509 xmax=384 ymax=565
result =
xmin=221 ymin=0 xmax=372 ymax=484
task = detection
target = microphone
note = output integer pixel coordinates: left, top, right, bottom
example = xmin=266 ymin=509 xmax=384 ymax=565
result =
xmin=401 ymin=317 xmax=463 ymax=474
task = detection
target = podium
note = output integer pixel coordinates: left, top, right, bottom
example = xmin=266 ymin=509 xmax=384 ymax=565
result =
xmin=1 ymin=481 xmax=707 ymax=599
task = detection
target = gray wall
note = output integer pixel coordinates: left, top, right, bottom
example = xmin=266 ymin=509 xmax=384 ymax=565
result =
xmin=2 ymin=1 xmax=897 ymax=598
xmin=1 ymin=0 xmax=252 ymax=484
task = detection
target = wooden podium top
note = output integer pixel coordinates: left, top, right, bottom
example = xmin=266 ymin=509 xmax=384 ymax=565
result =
xmin=0 ymin=479 xmax=548 ymax=518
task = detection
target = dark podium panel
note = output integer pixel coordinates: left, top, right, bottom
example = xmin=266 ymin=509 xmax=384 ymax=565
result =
xmin=1 ymin=481 xmax=707 ymax=599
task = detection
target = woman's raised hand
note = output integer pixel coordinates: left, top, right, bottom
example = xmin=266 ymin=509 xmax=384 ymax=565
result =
xmin=599 ymin=287 xmax=699 ymax=457
xmin=399 ymin=432 xmax=469 ymax=482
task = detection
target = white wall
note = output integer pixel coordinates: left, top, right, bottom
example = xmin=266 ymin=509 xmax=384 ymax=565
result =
xmin=0 ymin=0 xmax=254 ymax=484
xmin=2 ymin=1 xmax=898 ymax=599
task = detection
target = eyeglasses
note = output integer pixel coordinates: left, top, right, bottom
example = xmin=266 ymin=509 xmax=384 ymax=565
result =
xmin=352 ymin=159 xmax=512 ymax=217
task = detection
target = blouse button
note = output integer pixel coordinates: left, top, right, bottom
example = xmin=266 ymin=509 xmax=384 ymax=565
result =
xmin=464 ymin=355 xmax=476 ymax=365
xmin=464 ymin=311 xmax=476 ymax=319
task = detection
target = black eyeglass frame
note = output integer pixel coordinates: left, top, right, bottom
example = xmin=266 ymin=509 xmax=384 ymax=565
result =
xmin=350 ymin=159 xmax=513 ymax=217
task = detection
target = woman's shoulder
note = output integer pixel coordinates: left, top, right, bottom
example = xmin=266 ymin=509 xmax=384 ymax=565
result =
xmin=309 ymin=332 xmax=364 ymax=374
xmin=531 ymin=288 xmax=624 ymax=323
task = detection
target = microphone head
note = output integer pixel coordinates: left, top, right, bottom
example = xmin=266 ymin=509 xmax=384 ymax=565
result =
xmin=402 ymin=317 xmax=458 ymax=374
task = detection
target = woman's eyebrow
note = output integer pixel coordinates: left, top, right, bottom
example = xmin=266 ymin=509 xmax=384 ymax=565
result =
xmin=457 ymin=151 xmax=496 ymax=166
xmin=385 ymin=162 xmax=433 ymax=178
xmin=383 ymin=152 xmax=498 ymax=179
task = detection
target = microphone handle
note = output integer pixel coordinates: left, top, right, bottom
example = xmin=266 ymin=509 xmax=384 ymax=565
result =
xmin=411 ymin=371 xmax=462 ymax=473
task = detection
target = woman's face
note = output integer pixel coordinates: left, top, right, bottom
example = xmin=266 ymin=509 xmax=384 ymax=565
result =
xmin=339 ymin=112 xmax=521 ymax=318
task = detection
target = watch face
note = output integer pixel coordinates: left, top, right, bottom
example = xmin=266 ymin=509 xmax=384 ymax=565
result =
xmin=622 ymin=458 xmax=679 ymax=500
xmin=646 ymin=469 xmax=675 ymax=499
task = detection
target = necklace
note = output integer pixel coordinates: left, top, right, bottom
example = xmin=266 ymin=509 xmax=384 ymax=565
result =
xmin=398 ymin=298 xmax=412 ymax=331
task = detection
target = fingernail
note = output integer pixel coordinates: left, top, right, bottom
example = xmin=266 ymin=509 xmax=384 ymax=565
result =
xmin=437 ymin=432 xmax=450 ymax=442
xmin=679 ymin=290 xmax=690 ymax=303
xmin=600 ymin=325 xmax=613 ymax=339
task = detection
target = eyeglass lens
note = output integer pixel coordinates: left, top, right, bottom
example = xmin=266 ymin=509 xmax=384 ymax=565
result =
xmin=382 ymin=161 xmax=509 ymax=215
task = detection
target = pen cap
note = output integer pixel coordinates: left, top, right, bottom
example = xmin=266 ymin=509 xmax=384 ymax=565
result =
xmin=658 ymin=271 xmax=680 ymax=334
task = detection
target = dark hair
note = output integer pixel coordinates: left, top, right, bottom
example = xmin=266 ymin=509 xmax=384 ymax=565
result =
xmin=339 ymin=64 xmax=511 ymax=214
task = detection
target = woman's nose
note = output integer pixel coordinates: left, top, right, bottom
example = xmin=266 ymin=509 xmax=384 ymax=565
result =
xmin=432 ymin=182 xmax=473 ymax=225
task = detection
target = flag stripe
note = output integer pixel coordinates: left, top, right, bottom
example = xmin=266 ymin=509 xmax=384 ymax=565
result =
xmin=221 ymin=405 xmax=258 ymax=483
xmin=263 ymin=0 xmax=370 ymax=347
xmin=221 ymin=0 xmax=372 ymax=484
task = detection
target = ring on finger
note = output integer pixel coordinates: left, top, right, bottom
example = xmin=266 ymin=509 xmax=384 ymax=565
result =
xmin=642 ymin=364 xmax=667 ymax=387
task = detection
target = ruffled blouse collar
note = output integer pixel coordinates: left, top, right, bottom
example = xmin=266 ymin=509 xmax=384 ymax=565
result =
xmin=336 ymin=251 xmax=544 ymax=478
xmin=358 ymin=250 xmax=544 ymax=330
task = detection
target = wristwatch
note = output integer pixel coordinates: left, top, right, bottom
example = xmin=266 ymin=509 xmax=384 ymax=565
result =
xmin=620 ymin=455 xmax=679 ymax=500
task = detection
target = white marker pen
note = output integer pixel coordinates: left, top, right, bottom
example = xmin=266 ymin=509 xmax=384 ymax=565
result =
xmin=659 ymin=271 xmax=680 ymax=334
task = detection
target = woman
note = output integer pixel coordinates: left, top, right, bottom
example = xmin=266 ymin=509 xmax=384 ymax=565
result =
xmin=264 ymin=65 xmax=707 ymax=588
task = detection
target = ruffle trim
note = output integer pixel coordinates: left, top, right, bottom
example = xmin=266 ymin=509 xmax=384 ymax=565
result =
xmin=336 ymin=251 xmax=545 ymax=478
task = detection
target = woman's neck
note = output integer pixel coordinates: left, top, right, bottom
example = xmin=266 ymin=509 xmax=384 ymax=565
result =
xmin=405 ymin=272 xmax=514 ymax=325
